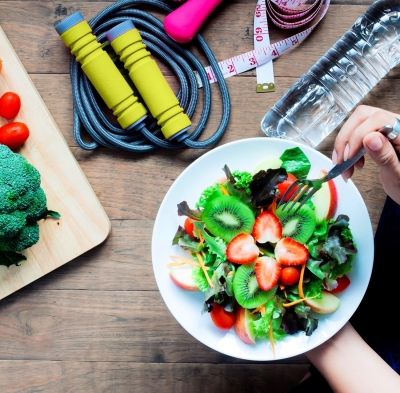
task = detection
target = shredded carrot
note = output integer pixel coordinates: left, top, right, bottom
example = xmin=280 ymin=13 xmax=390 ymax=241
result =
xmin=298 ymin=262 xmax=306 ymax=299
xmin=282 ymin=294 xmax=319 ymax=308
xmin=197 ymin=230 xmax=205 ymax=246
xmin=169 ymin=256 xmax=199 ymax=266
xmin=267 ymin=197 xmax=277 ymax=213
xmin=195 ymin=252 xmax=214 ymax=288
xmin=251 ymin=303 xmax=266 ymax=314
xmin=219 ymin=184 xmax=229 ymax=195
xmin=269 ymin=319 xmax=276 ymax=359
xmin=279 ymin=284 xmax=285 ymax=291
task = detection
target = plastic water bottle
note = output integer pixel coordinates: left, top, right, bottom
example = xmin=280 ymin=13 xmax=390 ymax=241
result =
xmin=261 ymin=0 xmax=400 ymax=147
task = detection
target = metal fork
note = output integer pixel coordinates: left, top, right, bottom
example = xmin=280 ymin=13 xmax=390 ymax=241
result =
xmin=276 ymin=124 xmax=399 ymax=214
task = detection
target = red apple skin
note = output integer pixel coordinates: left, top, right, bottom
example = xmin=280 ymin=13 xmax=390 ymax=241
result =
xmin=169 ymin=268 xmax=199 ymax=291
xmin=324 ymin=170 xmax=338 ymax=220
xmin=234 ymin=306 xmax=256 ymax=345
xmin=314 ymin=170 xmax=338 ymax=221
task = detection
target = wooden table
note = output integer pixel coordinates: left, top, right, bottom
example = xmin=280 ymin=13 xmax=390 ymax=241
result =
xmin=0 ymin=0 xmax=390 ymax=392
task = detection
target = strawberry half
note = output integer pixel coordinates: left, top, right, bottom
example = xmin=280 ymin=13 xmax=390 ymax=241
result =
xmin=226 ymin=233 xmax=259 ymax=264
xmin=252 ymin=211 xmax=282 ymax=243
xmin=274 ymin=237 xmax=309 ymax=266
xmin=255 ymin=256 xmax=282 ymax=290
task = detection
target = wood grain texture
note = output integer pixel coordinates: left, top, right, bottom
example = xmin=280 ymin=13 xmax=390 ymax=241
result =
xmin=0 ymin=0 xmax=394 ymax=392
xmin=0 ymin=28 xmax=111 ymax=300
xmin=0 ymin=361 xmax=309 ymax=393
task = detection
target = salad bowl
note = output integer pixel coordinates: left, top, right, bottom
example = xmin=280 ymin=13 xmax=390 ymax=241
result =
xmin=151 ymin=137 xmax=374 ymax=361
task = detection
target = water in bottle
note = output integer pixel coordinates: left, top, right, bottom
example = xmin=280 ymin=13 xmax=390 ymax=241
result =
xmin=261 ymin=0 xmax=400 ymax=147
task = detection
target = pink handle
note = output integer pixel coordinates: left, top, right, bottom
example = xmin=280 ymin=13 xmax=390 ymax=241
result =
xmin=164 ymin=0 xmax=224 ymax=44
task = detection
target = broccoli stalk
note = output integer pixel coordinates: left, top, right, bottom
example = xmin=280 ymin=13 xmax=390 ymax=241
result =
xmin=0 ymin=144 xmax=60 ymax=267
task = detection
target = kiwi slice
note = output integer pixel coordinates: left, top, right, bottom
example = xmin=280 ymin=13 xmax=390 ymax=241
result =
xmin=201 ymin=195 xmax=255 ymax=242
xmin=233 ymin=263 xmax=277 ymax=309
xmin=275 ymin=202 xmax=316 ymax=244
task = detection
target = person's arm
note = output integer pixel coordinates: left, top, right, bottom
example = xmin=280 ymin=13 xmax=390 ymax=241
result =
xmin=306 ymin=322 xmax=400 ymax=393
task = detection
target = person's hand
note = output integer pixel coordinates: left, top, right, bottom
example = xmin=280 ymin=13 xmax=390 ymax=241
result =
xmin=333 ymin=105 xmax=400 ymax=204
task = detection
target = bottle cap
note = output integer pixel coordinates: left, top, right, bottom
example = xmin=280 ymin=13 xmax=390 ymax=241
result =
xmin=106 ymin=20 xmax=136 ymax=43
xmin=55 ymin=12 xmax=85 ymax=35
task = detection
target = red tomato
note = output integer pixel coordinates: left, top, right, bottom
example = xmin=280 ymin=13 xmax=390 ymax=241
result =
xmin=279 ymin=266 xmax=301 ymax=286
xmin=328 ymin=275 xmax=351 ymax=294
xmin=0 ymin=92 xmax=21 ymax=120
xmin=184 ymin=217 xmax=196 ymax=237
xmin=210 ymin=302 xmax=236 ymax=330
xmin=0 ymin=122 xmax=30 ymax=149
xmin=277 ymin=173 xmax=298 ymax=202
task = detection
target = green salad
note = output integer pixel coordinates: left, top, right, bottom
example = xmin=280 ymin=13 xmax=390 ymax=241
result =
xmin=169 ymin=147 xmax=357 ymax=350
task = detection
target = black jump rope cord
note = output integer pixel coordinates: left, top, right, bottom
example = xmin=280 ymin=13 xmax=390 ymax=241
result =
xmin=70 ymin=0 xmax=231 ymax=152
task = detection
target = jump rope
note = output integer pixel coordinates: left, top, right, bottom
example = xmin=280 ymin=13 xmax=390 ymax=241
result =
xmin=58 ymin=0 xmax=328 ymax=152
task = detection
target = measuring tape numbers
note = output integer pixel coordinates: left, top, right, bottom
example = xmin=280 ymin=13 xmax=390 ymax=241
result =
xmin=197 ymin=0 xmax=330 ymax=88
xmin=255 ymin=0 xmax=275 ymax=93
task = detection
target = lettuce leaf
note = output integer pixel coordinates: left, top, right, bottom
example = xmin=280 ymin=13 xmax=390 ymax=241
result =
xmin=232 ymin=170 xmax=253 ymax=195
xmin=177 ymin=201 xmax=202 ymax=220
xmin=192 ymin=267 xmax=210 ymax=292
xmin=322 ymin=215 xmax=357 ymax=264
xmin=195 ymin=185 xmax=224 ymax=209
xmin=249 ymin=168 xmax=288 ymax=208
xmin=172 ymin=226 xmax=204 ymax=253
xmin=279 ymin=147 xmax=311 ymax=178
xmin=193 ymin=221 xmax=227 ymax=260
xmin=200 ymin=262 xmax=236 ymax=313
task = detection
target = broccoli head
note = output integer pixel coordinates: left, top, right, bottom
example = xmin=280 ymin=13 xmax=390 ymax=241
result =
xmin=0 ymin=144 xmax=60 ymax=267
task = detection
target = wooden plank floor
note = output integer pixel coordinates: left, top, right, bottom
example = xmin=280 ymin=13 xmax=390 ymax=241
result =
xmin=0 ymin=0 xmax=389 ymax=392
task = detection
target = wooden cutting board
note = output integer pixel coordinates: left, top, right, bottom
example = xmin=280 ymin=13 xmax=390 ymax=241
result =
xmin=0 ymin=27 xmax=111 ymax=300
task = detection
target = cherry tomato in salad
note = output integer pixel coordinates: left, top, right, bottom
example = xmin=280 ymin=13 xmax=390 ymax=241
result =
xmin=0 ymin=92 xmax=21 ymax=120
xmin=279 ymin=266 xmax=301 ymax=286
xmin=0 ymin=122 xmax=29 ymax=149
xmin=184 ymin=217 xmax=197 ymax=238
xmin=328 ymin=275 xmax=351 ymax=294
xmin=210 ymin=302 xmax=236 ymax=330
xmin=277 ymin=173 xmax=298 ymax=202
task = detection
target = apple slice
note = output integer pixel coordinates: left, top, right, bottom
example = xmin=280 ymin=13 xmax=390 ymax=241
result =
xmin=304 ymin=291 xmax=340 ymax=314
xmin=252 ymin=158 xmax=283 ymax=175
xmin=313 ymin=169 xmax=338 ymax=221
xmin=169 ymin=267 xmax=199 ymax=291
xmin=234 ymin=305 xmax=256 ymax=344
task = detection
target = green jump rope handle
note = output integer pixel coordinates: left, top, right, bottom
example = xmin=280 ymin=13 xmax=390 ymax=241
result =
xmin=55 ymin=12 xmax=148 ymax=130
xmin=107 ymin=21 xmax=192 ymax=141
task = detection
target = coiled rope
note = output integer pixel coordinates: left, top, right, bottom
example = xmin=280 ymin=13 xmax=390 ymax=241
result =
xmin=69 ymin=0 xmax=231 ymax=152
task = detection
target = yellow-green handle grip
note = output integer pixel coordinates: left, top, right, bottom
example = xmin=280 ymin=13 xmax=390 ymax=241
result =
xmin=55 ymin=12 xmax=147 ymax=130
xmin=107 ymin=21 xmax=191 ymax=140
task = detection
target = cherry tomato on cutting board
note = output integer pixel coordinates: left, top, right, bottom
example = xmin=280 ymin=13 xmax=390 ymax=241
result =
xmin=328 ymin=275 xmax=351 ymax=294
xmin=277 ymin=173 xmax=298 ymax=202
xmin=0 ymin=92 xmax=21 ymax=120
xmin=210 ymin=302 xmax=236 ymax=330
xmin=0 ymin=122 xmax=30 ymax=150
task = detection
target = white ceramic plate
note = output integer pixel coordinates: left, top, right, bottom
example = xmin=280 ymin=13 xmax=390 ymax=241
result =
xmin=151 ymin=137 xmax=374 ymax=361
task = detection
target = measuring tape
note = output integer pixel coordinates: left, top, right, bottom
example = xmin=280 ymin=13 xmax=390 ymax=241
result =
xmin=197 ymin=0 xmax=330 ymax=87
xmin=254 ymin=0 xmax=275 ymax=93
